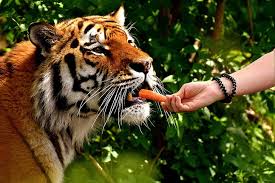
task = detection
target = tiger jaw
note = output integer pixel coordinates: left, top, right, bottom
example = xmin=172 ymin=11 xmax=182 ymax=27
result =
xmin=98 ymin=80 xmax=152 ymax=125
xmin=121 ymin=102 xmax=150 ymax=124
xmin=120 ymin=89 xmax=150 ymax=124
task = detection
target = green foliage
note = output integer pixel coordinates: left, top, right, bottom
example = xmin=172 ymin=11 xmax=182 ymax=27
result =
xmin=1 ymin=0 xmax=275 ymax=182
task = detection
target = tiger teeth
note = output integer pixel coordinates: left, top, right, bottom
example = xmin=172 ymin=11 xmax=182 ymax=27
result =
xmin=127 ymin=92 xmax=133 ymax=101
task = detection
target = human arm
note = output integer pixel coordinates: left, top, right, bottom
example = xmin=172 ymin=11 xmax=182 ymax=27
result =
xmin=162 ymin=49 xmax=275 ymax=112
xmin=230 ymin=49 xmax=275 ymax=95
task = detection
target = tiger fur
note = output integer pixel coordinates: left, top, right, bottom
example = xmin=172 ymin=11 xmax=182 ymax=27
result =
xmin=0 ymin=6 xmax=164 ymax=183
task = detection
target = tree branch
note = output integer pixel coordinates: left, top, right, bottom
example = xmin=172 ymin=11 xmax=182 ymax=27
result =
xmin=212 ymin=0 xmax=226 ymax=40
xmin=149 ymin=146 xmax=165 ymax=175
xmin=246 ymin=0 xmax=254 ymax=45
xmin=83 ymin=153 xmax=115 ymax=183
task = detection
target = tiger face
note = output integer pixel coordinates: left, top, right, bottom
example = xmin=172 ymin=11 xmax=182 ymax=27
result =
xmin=30 ymin=6 xmax=162 ymax=147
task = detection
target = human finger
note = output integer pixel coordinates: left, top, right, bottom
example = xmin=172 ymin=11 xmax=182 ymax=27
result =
xmin=175 ymin=96 xmax=188 ymax=112
xmin=171 ymin=95 xmax=180 ymax=112
xmin=165 ymin=95 xmax=174 ymax=112
xmin=161 ymin=102 xmax=168 ymax=111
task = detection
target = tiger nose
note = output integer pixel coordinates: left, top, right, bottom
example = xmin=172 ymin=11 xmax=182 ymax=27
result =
xmin=129 ymin=58 xmax=152 ymax=74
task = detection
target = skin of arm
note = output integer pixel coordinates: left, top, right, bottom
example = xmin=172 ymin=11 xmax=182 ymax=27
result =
xmin=162 ymin=49 xmax=275 ymax=112
xmin=230 ymin=49 xmax=275 ymax=95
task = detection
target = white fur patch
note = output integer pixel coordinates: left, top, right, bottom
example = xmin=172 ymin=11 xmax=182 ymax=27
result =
xmin=121 ymin=103 xmax=150 ymax=124
xmin=69 ymin=114 xmax=102 ymax=148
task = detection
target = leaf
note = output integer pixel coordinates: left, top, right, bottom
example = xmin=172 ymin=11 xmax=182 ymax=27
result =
xmin=162 ymin=75 xmax=176 ymax=83
xmin=111 ymin=151 xmax=119 ymax=158
xmin=265 ymin=156 xmax=275 ymax=165
xmin=102 ymin=153 xmax=111 ymax=163
xmin=15 ymin=0 xmax=21 ymax=5
xmin=103 ymin=145 xmax=112 ymax=152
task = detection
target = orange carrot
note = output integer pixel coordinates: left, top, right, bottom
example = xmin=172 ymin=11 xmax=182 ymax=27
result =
xmin=139 ymin=89 xmax=166 ymax=102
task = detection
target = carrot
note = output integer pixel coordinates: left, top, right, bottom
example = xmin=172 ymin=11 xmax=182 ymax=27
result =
xmin=139 ymin=89 xmax=166 ymax=102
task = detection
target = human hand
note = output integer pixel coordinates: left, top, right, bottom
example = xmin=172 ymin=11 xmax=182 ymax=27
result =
xmin=161 ymin=81 xmax=227 ymax=112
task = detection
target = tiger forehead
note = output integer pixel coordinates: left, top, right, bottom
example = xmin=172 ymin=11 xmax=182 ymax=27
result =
xmin=81 ymin=22 xmax=126 ymax=39
xmin=57 ymin=19 xmax=128 ymax=46
xmin=57 ymin=16 xmax=118 ymax=27
xmin=58 ymin=18 xmax=125 ymax=33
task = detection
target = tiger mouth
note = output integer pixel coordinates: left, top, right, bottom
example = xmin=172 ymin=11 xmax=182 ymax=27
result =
xmin=125 ymin=82 xmax=150 ymax=107
xmin=125 ymin=90 xmax=146 ymax=107
xmin=100 ymin=81 xmax=151 ymax=124
xmin=121 ymin=85 xmax=151 ymax=124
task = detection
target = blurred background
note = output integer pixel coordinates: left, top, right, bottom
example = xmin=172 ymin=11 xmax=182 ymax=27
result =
xmin=0 ymin=0 xmax=275 ymax=182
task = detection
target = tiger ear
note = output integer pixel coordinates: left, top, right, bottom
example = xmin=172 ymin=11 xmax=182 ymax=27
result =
xmin=111 ymin=5 xmax=125 ymax=26
xmin=28 ymin=22 xmax=61 ymax=56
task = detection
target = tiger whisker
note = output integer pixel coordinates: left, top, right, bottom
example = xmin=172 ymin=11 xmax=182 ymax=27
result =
xmin=116 ymin=87 xmax=125 ymax=129
xmin=118 ymin=88 xmax=128 ymax=128
xmin=79 ymin=84 xmax=111 ymax=109
xmin=148 ymin=118 xmax=155 ymax=127
xmin=98 ymin=94 xmax=116 ymax=132
xmin=146 ymin=75 xmax=170 ymax=95
xmin=101 ymin=87 xmax=123 ymax=134
xmin=79 ymin=82 xmax=115 ymax=110
xmin=153 ymin=87 xmax=176 ymax=127
xmin=80 ymin=84 xmax=115 ymax=123
xmin=79 ymin=84 xmax=105 ymax=105
xmin=98 ymin=87 xmax=117 ymax=119
xmin=137 ymin=124 xmax=143 ymax=134
xmin=143 ymin=120 xmax=151 ymax=130
xmin=98 ymin=87 xmax=116 ymax=116
xmin=89 ymin=87 xmax=116 ymax=130
xmin=77 ymin=75 xmax=116 ymax=111
xmin=126 ymin=21 xmax=136 ymax=32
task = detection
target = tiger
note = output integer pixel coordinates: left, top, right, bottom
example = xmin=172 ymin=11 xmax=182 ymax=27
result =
xmin=0 ymin=6 xmax=165 ymax=183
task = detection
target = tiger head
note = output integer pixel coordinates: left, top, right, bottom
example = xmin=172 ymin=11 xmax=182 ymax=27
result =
xmin=30 ymin=6 xmax=163 ymax=145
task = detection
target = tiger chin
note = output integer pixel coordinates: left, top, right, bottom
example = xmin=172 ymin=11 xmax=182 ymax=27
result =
xmin=0 ymin=6 xmax=164 ymax=183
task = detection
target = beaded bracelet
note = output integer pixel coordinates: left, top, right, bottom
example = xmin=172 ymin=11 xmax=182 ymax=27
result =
xmin=212 ymin=77 xmax=232 ymax=103
xmin=212 ymin=73 xmax=237 ymax=103
xmin=221 ymin=73 xmax=237 ymax=97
